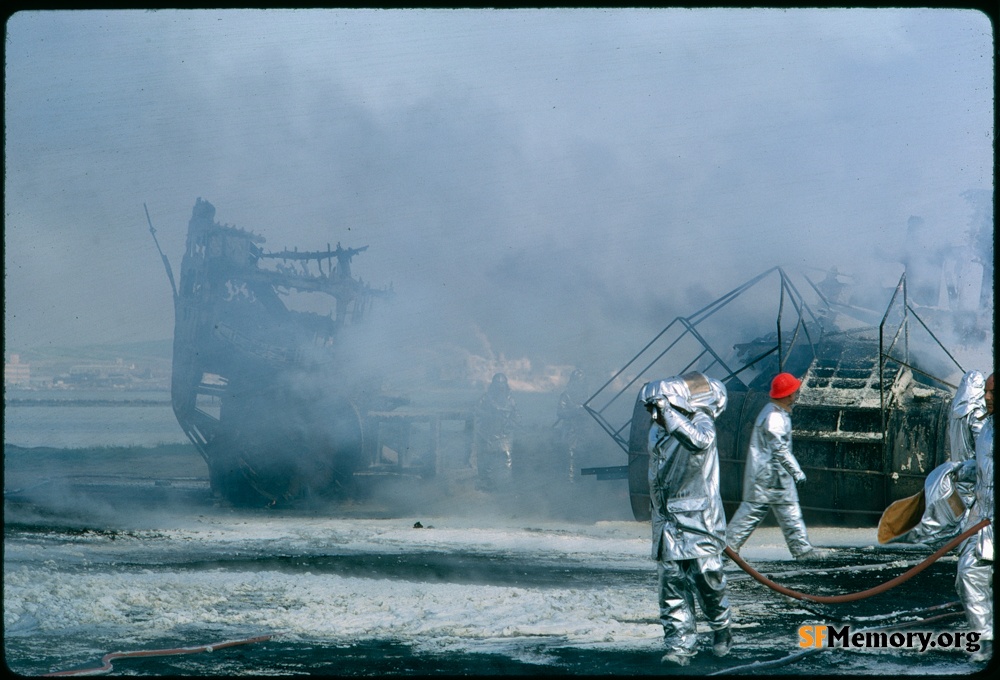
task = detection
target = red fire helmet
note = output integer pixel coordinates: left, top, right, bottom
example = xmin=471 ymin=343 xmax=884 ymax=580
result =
xmin=770 ymin=372 xmax=802 ymax=399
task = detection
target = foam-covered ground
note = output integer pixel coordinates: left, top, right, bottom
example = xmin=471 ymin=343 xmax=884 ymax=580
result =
xmin=5 ymin=496 xmax=992 ymax=677
xmin=4 ymin=443 xmax=993 ymax=675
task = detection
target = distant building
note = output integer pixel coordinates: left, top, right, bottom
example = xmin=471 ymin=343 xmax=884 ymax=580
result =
xmin=4 ymin=354 xmax=31 ymax=386
xmin=64 ymin=358 xmax=137 ymax=387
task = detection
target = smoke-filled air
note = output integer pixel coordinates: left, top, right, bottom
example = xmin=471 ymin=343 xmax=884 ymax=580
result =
xmin=3 ymin=10 xmax=997 ymax=677
xmin=4 ymin=9 xmax=994 ymax=483
xmin=4 ymin=9 xmax=994 ymax=510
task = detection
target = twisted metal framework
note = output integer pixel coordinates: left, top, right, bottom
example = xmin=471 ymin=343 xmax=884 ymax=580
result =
xmin=584 ymin=267 xmax=821 ymax=453
xmin=585 ymin=267 xmax=964 ymax=457
xmin=878 ymin=271 xmax=966 ymax=416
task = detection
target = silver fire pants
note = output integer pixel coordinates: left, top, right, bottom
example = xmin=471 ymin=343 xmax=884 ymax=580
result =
xmin=476 ymin=441 xmax=512 ymax=490
xmin=657 ymin=554 xmax=731 ymax=657
xmin=955 ymin=536 xmax=994 ymax=641
xmin=726 ymin=501 xmax=813 ymax=558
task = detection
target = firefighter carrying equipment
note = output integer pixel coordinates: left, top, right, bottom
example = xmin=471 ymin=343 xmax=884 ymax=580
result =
xmin=878 ymin=460 xmax=967 ymax=546
xmin=644 ymin=372 xmax=731 ymax=662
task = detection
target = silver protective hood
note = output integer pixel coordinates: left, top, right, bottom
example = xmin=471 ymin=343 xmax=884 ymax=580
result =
xmin=640 ymin=372 xmax=727 ymax=419
xmin=949 ymin=369 xmax=988 ymax=464
xmin=952 ymin=370 xmax=987 ymax=418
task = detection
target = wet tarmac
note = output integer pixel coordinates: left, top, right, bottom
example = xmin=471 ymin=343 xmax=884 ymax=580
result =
xmin=3 ymin=449 xmax=994 ymax=676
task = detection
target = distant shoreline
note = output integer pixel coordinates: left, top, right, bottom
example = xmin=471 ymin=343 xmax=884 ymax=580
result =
xmin=4 ymin=398 xmax=171 ymax=407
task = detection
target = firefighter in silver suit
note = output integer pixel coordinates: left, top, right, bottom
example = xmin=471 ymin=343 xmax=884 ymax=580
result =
xmin=642 ymin=372 xmax=732 ymax=665
xmin=951 ymin=370 xmax=988 ymax=462
xmin=949 ymin=369 xmax=987 ymax=508
xmin=726 ymin=372 xmax=819 ymax=560
xmin=955 ymin=371 xmax=993 ymax=663
xmin=474 ymin=373 xmax=520 ymax=491
xmin=556 ymin=368 xmax=590 ymax=482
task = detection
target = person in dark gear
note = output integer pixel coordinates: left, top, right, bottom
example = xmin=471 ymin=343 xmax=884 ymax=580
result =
xmin=473 ymin=373 xmax=520 ymax=491
xmin=726 ymin=372 xmax=821 ymax=561
xmin=955 ymin=371 xmax=993 ymax=664
xmin=641 ymin=372 xmax=732 ymax=666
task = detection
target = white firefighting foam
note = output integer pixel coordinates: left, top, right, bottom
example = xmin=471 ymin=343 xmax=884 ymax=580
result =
xmin=4 ymin=517 xmax=885 ymax=662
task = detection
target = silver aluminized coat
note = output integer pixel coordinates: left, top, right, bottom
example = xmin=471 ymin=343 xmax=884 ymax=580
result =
xmin=949 ymin=370 xmax=987 ymax=463
xmin=955 ymin=416 xmax=994 ymax=640
xmin=740 ymin=402 xmax=805 ymax=504
xmin=644 ymin=373 xmax=728 ymax=561
xmin=963 ymin=417 xmax=994 ymax=560
xmin=474 ymin=375 xmax=520 ymax=490
xmin=888 ymin=460 xmax=967 ymax=548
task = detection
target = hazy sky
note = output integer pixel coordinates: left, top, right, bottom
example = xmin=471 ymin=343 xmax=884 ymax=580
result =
xmin=4 ymin=8 xmax=994 ymax=378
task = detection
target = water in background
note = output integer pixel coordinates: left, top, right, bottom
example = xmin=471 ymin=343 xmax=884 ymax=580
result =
xmin=3 ymin=387 xmax=578 ymax=450
xmin=4 ymin=389 xmax=186 ymax=448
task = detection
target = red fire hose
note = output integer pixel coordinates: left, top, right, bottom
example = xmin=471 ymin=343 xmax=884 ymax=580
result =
xmin=41 ymin=634 xmax=274 ymax=677
xmin=724 ymin=518 xmax=990 ymax=604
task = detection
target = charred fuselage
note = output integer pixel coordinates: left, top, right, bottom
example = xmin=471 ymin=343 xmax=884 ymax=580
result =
xmin=168 ymin=198 xmax=389 ymax=506
xmin=621 ymin=332 xmax=952 ymax=525
xmin=585 ymin=267 xmax=965 ymax=526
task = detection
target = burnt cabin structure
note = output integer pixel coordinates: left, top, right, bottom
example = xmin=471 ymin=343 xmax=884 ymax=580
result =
xmin=152 ymin=199 xmax=470 ymax=506
xmin=583 ymin=267 xmax=961 ymax=526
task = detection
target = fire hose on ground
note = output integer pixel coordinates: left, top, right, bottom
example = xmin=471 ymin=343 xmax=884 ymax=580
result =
xmin=710 ymin=518 xmax=991 ymax=674
xmin=41 ymin=634 xmax=276 ymax=677
xmin=723 ymin=518 xmax=990 ymax=604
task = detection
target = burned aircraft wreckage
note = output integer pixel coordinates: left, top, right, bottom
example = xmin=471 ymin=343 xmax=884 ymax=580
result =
xmin=149 ymin=200 xmax=985 ymax=518
xmin=148 ymin=198 xmax=445 ymax=506
xmin=582 ymin=266 xmax=981 ymax=526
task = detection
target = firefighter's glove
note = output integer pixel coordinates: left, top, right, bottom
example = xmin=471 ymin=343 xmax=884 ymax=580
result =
xmin=645 ymin=398 xmax=663 ymax=424
xmin=660 ymin=404 xmax=687 ymax=434
xmin=956 ymin=459 xmax=977 ymax=485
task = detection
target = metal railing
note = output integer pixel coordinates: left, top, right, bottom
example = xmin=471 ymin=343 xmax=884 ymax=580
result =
xmin=585 ymin=267 xmax=822 ymax=452
xmin=878 ymin=269 xmax=965 ymax=447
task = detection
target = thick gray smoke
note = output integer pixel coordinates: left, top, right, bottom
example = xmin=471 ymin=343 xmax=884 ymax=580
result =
xmin=4 ymin=10 xmax=993 ymax=518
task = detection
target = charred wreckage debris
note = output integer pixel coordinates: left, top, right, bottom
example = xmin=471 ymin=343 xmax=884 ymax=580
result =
xmin=147 ymin=200 xmax=987 ymax=522
xmin=148 ymin=198 xmax=471 ymax=507
xmin=581 ymin=266 xmax=983 ymax=527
